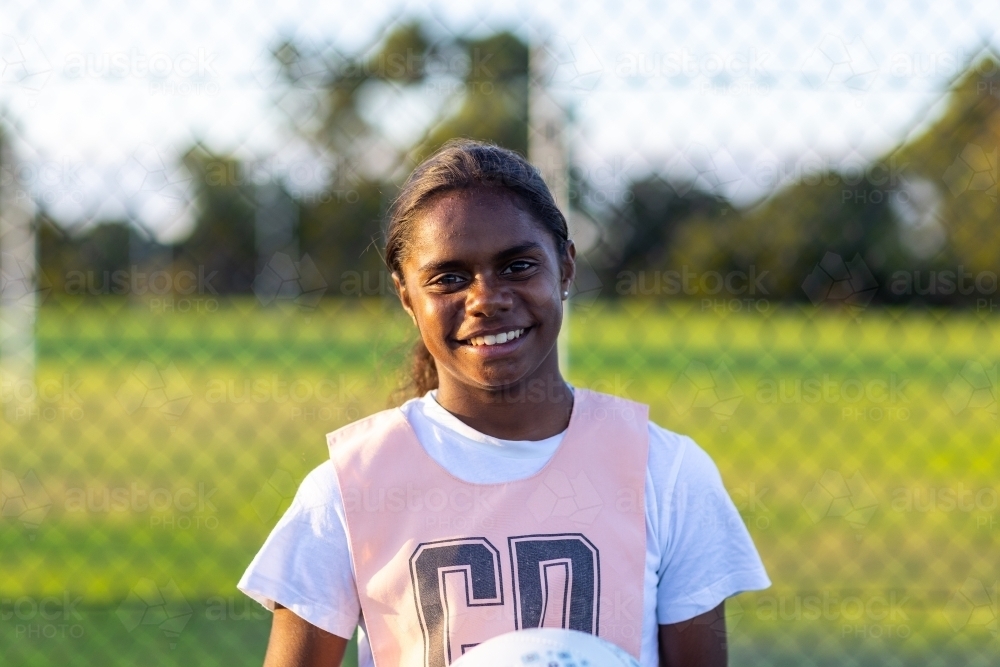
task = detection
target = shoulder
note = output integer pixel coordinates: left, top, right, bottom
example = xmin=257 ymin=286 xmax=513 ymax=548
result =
xmin=291 ymin=459 xmax=341 ymax=510
xmin=325 ymin=406 xmax=407 ymax=455
xmin=271 ymin=460 xmax=347 ymax=536
xmin=577 ymin=389 xmax=650 ymax=444
xmin=645 ymin=420 xmax=726 ymax=496
xmin=580 ymin=387 xmax=648 ymax=415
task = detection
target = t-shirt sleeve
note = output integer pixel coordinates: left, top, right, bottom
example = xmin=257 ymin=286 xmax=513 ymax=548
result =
xmin=651 ymin=429 xmax=771 ymax=625
xmin=237 ymin=460 xmax=360 ymax=639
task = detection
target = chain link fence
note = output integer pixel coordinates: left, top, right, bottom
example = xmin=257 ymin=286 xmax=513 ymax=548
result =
xmin=1 ymin=1 xmax=999 ymax=665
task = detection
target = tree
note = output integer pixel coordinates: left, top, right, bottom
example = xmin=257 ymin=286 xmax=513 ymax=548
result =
xmin=174 ymin=146 xmax=257 ymax=293
xmin=275 ymin=24 xmax=532 ymax=290
xmin=891 ymin=54 xmax=1000 ymax=276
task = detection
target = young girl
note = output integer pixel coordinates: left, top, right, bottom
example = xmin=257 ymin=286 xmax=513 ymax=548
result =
xmin=238 ymin=139 xmax=770 ymax=667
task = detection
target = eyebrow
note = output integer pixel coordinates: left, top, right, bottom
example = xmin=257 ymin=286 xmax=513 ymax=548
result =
xmin=417 ymin=242 xmax=546 ymax=274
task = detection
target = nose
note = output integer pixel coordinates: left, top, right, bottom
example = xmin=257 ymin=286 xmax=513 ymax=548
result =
xmin=465 ymin=274 xmax=512 ymax=318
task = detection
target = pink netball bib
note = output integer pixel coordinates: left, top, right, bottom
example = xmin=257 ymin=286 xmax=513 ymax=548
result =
xmin=328 ymin=388 xmax=648 ymax=667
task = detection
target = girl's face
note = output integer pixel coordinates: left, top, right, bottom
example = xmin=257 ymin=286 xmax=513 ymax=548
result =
xmin=393 ymin=187 xmax=576 ymax=392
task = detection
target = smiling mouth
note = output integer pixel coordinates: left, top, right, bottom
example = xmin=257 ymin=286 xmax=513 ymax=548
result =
xmin=462 ymin=327 xmax=529 ymax=347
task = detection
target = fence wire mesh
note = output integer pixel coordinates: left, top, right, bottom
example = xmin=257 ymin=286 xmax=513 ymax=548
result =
xmin=1 ymin=1 xmax=999 ymax=665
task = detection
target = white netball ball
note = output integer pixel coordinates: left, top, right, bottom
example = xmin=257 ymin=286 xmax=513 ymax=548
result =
xmin=451 ymin=628 xmax=640 ymax=667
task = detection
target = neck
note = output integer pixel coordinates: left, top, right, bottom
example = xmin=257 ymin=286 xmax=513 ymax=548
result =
xmin=433 ymin=361 xmax=574 ymax=441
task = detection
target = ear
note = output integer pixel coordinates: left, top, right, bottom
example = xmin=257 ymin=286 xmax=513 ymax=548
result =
xmin=559 ymin=239 xmax=577 ymax=299
xmin=391 ymin=271 xmax=418 ymax=326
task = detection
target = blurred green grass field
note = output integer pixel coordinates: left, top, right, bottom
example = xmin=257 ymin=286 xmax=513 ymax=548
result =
xmin=1 ymin=297 xmax=997 ymax=666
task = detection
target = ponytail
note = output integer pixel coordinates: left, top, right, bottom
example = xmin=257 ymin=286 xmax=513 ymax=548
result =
xmin=410 ymin=339 xmax=439 ymax=398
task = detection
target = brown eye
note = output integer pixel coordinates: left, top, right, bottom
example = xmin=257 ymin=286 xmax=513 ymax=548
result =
xmin=433 ymin=273 xmax=464 ymax=286
xmin=501 ymin=261 xmax=534 ymax=275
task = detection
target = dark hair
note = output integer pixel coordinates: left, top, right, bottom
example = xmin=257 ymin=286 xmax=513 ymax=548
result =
xmin=385 ymin=138 xmax=570 ymax=398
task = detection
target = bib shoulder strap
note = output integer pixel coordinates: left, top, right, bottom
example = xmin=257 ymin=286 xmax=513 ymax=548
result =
xmin=572 ymin=387 xmax=650 ymax=435
xmin=327 ymin=407 xmax=410 ymax=467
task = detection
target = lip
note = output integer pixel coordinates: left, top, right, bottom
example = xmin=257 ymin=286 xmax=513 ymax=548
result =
xmin=457 ymin=326 xmax=532 ymax=357
xmin=458 ymin=325 xmax=531 ymax=342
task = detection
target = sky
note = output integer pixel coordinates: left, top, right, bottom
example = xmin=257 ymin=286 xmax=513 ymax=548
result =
xmin=0 ymin=0 xmax=998 ymax=241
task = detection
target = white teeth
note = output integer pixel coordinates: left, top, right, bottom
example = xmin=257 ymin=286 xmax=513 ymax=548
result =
xmin=467 ymin=328 xmax=525 ymax=346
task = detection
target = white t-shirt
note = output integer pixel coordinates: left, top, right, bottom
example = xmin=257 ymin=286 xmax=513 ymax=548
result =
xmin=238 ymin=388 xmax=771 ymax=666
